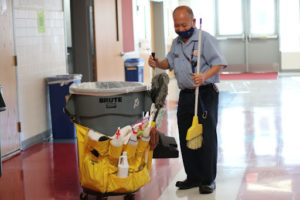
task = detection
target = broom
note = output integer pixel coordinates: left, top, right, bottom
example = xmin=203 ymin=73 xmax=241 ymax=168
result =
xmin=186 ymin=18 xmax=204 ymax=150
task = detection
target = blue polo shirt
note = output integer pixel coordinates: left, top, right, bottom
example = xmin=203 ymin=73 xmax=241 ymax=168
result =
xmin=166 ymin=29 xmax=227 ymax=90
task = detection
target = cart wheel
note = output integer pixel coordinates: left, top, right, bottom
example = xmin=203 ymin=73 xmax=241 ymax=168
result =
xmin=124 ymin=193 xmax=135 ymax=200
xmin=80 ymin=192 xmax=88 ymax=200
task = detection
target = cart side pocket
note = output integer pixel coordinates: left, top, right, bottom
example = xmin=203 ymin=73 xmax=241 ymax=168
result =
xmin=132 ymin=166 xmax=151 ymax=191
xmin=87 ymin=138 xmax=110 ymax=157
xmin=80 ymin=155 xmax=109 ymax=193
xmin=108 ymin=143 xmax=123 ymax=159
xmin=124 ymin=143 xmax=137 ymax=172
xmin=107 ymin=173 xmax=135 ymax=193
xmin=133 ymin=139 xmax=149 ymax=170
xmin=107 ymin=166 xmax=151 ymax=193
xmin=108 ymin=142 xmax=124 ymax=172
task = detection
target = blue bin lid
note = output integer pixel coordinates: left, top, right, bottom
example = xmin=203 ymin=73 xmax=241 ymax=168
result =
xmin=47 ymin=74 xmax=82 ymax=82
xmin=47 ymin=74 xmax=82 ymax=84
xmin=125 ymin=58 xmax=144 ymax=67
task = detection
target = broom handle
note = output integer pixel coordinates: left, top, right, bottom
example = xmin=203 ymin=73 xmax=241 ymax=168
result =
xmin=194 ymin=18 xmax=202 ymax=116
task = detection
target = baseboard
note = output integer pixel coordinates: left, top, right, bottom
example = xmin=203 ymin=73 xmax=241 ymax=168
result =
xmin=279 ymin=69 xmax=300 ymax=73
xmin=21 ymin=129 xmax=52 ymax=151
xmin=2 ymin=149 xmax=21 ymax=161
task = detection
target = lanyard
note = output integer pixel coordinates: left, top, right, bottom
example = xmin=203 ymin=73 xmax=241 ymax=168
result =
xmin=181 ymin=42 xmax=197 ymax=73
xmin=181 ymin=42 xmax=207 ymax=119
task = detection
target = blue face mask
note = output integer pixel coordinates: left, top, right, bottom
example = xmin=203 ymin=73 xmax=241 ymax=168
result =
xmin=176 ymin=27 xmax=195 ymax=39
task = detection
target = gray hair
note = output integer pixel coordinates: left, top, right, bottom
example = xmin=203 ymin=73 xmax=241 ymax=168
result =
xmin=173 ymin=6 xmax=194 ymax=19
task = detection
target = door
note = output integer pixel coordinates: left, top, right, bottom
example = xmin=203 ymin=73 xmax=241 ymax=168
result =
xmin=94 ymin=0 xmax=124 ymax=81
xmin=216 ymin=0 xmax=280 ymax=73
xmin=0 ymin=0 xmax=20 ymax=156
xmin=133 ymin=0 xmax=152 ymax=84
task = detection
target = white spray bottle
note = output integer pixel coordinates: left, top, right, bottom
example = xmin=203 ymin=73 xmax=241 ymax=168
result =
xmin=117 ymin=151 xmax=129 ymax=178
xmin=111 ymin=127 xmax=122 ymax=147
xmin=142 ymin=103 xmax=156 ymax=141
xmin=128 ymin=123 xmax=140 ymax=146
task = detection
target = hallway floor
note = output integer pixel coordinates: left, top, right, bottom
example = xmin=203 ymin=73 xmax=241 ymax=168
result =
xmin=1 ymin=75 xmax=300 ymax=200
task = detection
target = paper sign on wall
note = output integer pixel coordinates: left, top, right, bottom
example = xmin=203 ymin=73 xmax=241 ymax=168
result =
xmin=0 ymin=0 xmax=7 ymax=15
xmin=37 ymin=11 xmax=45 ymax=33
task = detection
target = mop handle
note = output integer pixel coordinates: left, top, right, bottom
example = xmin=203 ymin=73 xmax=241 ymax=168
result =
xmin=194 ymin=18 xmax=202 ymax=116
xmin=151 ymin=52 xmax=156 ymax=78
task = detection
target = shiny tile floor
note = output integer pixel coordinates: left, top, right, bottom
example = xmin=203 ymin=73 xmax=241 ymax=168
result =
xmin=1 ymin=75 xmax=300 ymax=200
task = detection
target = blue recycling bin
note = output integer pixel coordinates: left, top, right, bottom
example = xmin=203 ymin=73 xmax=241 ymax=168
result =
xmin=47 ymin=74 xmax=82 ymax=139
xmin=124 ymin=58 xmax=144 ymax=82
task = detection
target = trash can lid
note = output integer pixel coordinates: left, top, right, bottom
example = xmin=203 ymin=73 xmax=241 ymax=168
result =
xmin=125 ymin=58 xmax=144 ymax=67
xmin=70 ymin=81 xmax=150 ymax=96
xmin=47 ymin=74 xmax=82 ymax=84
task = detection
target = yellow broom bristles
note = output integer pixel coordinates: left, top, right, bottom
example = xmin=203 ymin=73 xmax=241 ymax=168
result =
xmin=187 ymin=135 xmax=203 ymax=149
xmin=186 ymin=116 xmax=203 ymax=150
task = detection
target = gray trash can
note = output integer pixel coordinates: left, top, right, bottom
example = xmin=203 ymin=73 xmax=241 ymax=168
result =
xmin=64 ymin=81 xmax=152 ymax=136
xmin=0 ymin=85 xmax=7 ymax=177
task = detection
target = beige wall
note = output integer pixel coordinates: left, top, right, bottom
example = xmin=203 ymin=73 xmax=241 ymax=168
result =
xmin=14 ymin=0 xmax=67 ymax=140
xmin=279 ymin=0 xmax=300 ymax=71
xmin=281 ymin=52 xmax=300 ymax=70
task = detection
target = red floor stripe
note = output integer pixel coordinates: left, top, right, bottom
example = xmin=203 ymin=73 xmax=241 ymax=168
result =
xmin=220 ymin=72 xmax=278 ymax=80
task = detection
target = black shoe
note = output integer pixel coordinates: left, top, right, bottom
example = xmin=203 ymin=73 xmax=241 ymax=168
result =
xmin=176 ymin=179 xmax=199 ymax=190
xmin=199 ymin=181 xmax=216 ymax=194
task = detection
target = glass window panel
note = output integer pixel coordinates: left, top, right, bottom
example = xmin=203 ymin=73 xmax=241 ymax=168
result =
xmin=191 ymin=0 xmax=215 ymax=35
xmin=217 ymin=0 xmax=243 ymax=35
xmin=250 ymin=0 xmax=275 ymax=35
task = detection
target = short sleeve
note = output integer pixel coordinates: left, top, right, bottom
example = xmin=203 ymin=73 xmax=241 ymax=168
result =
xmin=203 ymin=32 xmax=227 ymax=68
xmin=165 ymin=39 xmax=177 ymax=71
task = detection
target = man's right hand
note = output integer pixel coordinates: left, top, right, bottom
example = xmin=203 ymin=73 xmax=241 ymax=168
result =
xmin=148 ymin=55 xmax=159 ymax=68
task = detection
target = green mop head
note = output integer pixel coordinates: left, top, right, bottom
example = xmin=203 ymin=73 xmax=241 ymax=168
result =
xmin=151 ymin=73 xmax=169 ymax=109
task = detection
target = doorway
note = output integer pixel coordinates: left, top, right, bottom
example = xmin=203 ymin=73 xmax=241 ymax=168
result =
xmin=216 ymin=0 xmax=280 ymax=73
xmin=0 ymin=0 xmax=20 ymax=160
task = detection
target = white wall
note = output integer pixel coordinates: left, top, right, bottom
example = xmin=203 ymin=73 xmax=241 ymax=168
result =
xmin=281 ymin=52 xmax=300 ymax=70
xmin=63 ymin=0 xmax=72 ymax=47
xmin=14 ymin=0 xmax=67 ymax=140
xmin=279 ymin=0 xmax=300 ymax=70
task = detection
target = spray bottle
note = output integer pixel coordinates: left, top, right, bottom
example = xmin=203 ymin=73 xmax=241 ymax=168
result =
xmin=119 ymin=125 xmax=133 ymax=144
xmin=142 ymin=103 xmax=156 ymax=141
xmin=117 ymin=151 xmax=129 ymax=178
xmin=128 ymin=123 xmax=140 ymax=146
xmin=110 ymin=127 xmax=122 ymax=147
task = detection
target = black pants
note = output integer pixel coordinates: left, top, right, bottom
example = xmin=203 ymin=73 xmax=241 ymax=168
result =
xmin=177 ymin=84 xmax=218 ymax=184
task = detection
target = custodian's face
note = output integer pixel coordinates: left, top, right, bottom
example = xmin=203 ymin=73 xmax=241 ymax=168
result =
xmin=173 ymin=8 xmax=195 ymax=33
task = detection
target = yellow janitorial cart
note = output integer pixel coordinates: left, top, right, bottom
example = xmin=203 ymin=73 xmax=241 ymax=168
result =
xmin=65 ymin=81 xmax=156 ymax=200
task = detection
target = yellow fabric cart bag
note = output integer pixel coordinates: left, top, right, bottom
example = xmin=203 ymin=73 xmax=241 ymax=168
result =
xmin=75 ymin=123 xmax=153 ymax=194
